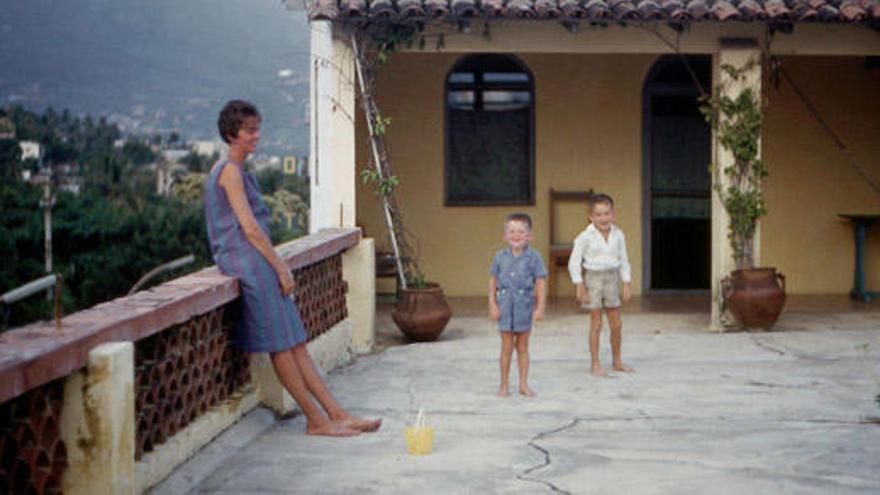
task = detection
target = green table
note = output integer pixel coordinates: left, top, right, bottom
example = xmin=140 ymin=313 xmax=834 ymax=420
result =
xmin=839 ymin=214 xmax=880 ymax=301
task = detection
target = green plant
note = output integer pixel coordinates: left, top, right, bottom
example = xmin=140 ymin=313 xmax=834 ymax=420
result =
xmin=699 ymin=59 xmax=767 ymax=270
xmin=360 ymin=168 xmax=399 ymax=198
xmin=352 ymin=29 xmax=430 ymax=289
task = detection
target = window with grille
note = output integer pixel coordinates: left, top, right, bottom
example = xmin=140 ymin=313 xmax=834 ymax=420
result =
xmin=445 ymin=54 xmax=534 ymax=206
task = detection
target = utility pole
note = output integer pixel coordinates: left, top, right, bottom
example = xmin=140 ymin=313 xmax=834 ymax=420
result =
xmin=37 ymin=145 xmax=54 ymax=301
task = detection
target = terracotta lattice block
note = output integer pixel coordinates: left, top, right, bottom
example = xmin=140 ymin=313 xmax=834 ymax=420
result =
xmin=0 ymin=379 xmax=66 ymax=495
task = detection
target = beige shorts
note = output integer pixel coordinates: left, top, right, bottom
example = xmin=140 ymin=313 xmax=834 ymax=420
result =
xmin=583 ymin=269 xmax=621 ymax=310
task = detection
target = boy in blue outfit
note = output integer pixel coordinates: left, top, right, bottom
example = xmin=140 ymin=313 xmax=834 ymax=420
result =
xmin=489 ymin=213 xmax=548 ymax=397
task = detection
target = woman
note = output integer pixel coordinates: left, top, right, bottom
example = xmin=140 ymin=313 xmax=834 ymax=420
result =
xmin=204 ymin=100 xmax=380 ymax=436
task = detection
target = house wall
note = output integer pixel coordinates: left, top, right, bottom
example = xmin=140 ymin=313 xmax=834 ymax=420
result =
xmin=356 ymin=52 xmax=880 ymax=297
xmin=762 ymin=56 xmax=880 ymax=294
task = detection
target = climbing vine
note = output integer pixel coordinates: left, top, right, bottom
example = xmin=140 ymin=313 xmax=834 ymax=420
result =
xmin=699 ymin=58 xmax=767 ymax=270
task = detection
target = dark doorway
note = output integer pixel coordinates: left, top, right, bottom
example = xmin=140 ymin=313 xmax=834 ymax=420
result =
xmin=644 ymin=56 xmax=712 ymax=290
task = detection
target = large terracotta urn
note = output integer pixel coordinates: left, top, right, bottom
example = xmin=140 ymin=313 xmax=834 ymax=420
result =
xmin=723 ymin=267 xmax=787 ymax=330
xmin=392 ymin=283 xmax=452 ymax=342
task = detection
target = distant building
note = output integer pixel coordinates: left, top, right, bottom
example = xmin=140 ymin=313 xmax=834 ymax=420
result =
xmin=283 ymin=156 xmax=309 ymax=177
xmin=192 ymin=140 xmax=227 ymax=157
xmin=19 ymin=141 xmax=42 ymax=161
xmin=251 ymin=154 xmax=281 ymax=172
xmin=0 ymin=117 xmax=14 ymax=140
xmin=161 ymin=149 xmax=190 ymax=164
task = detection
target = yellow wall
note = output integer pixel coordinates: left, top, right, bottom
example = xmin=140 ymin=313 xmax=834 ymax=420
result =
xmin=357 ymin=53 xmax=654 ymax=297
xmin=762 ymin=56 xmax=880 ymax=294
xmin=357 ymin=53 xmax=880 ymax=297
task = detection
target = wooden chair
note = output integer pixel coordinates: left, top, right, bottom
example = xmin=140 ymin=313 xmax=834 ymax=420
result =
xmin=548 ymin=188 xmax=593 ymax=298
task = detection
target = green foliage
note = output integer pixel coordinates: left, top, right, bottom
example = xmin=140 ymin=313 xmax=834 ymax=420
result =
xmin=372 ymin=115 xmax=392 ymax=136
xmin=360 ymin=168 xmax=399 ymax=197
xmin=122 ymin=140 xmax=157 ymax=166
xmin=0 ymin=106 xmax=313 ymax=331
xmin=253 ymin=167 xmax=310 ymax=243
xmin=373 ymin=28 xmax=416 ymax=65
xmin=0 ymin=179 xmax=212 ymax=330
xmin=180 ymin=151 xmax=218 ymax=173
xmin=699 ymin=58 xmax=767 ymax=270
xmin=0 ymin=139 xmax=23 ymax=178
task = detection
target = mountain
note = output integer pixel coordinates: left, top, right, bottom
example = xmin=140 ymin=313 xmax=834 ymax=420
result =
xmin=0 ymin=0 xmax=311 ymax=156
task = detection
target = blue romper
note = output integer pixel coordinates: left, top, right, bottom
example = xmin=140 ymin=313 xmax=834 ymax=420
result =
xmin=204 ymin=159 xmax=308 ymax=353
xmin=490 ymin=246 xmax=548 ymax=332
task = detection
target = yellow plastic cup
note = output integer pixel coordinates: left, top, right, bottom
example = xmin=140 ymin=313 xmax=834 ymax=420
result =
xmin=404 ymin=426 xmax=435 ymax=455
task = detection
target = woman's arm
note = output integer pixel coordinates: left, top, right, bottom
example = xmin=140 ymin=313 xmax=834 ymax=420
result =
xmin=218 ymin=164 xmax=295 ymax=294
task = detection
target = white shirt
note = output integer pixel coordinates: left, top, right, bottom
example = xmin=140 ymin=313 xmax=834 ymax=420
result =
xmin=567 ymin=223 xmax=631 ymax=284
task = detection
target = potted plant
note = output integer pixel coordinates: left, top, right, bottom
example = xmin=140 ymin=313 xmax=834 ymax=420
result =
xmin=352 ymin=29 xmax=452 ymax=342
xmin=700 ymin=58 xmax=786 ymax=330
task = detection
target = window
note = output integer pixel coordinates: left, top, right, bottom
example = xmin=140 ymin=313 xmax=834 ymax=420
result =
xmin=445 ymin=54 xmax=534 ymax=206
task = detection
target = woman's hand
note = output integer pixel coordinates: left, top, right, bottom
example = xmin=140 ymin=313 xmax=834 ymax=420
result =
xmin=278 ymin=269 xmax=296 ymax=295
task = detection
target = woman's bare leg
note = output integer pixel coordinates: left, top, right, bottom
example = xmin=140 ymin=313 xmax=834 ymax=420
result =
xmin=270 ymin=350 xmax=359 ymax=436
xmin=290 ymin=344 xmax=381 ymax=432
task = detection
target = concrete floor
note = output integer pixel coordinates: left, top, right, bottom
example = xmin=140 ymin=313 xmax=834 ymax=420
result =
xmin=153 ymin=297 xmax=880 ymax=494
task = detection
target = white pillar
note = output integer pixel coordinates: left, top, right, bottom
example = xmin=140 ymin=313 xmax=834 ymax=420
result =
xmin=710 ymin=42 xmax=762 ymax=330
xmin=309 ymin=21 xmax=357 ymax=232
xmin=343 ymin=238 xmax=376 ymax=353
xmin=62 ymin=342 xmax=135 ymax=495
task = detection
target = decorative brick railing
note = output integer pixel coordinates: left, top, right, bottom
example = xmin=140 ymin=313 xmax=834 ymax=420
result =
xmin=0 ymin=228 xmax=362 ymax=494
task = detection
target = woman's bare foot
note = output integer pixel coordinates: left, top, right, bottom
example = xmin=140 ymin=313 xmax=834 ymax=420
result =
xmin=306 ymin=421 xmax=360 ymax=437
xmin=519 ymin=386 xmax=536 ymax=397
xmin=591 ymin=364 xmax=608 ymax=377
xmin=497 ymin=386 xmax=510 ymax=397
xmin=338 ymin=415 xmax=382 ymax=433
xmin=612 ymin=363 xmax=635 ymax=373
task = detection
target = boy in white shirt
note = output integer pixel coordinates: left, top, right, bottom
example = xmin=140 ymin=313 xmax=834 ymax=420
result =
xmin=567 ymin=193 xmax=634 ymax=377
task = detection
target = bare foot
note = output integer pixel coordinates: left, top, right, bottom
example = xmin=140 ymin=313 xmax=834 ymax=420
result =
xmin=519 ymin=386 xmax=536 ymax=397
xmin=339 ymin=416 xmax=383 ymax=433
xmin=612 ymin=363 xmax=635 ymax=373
xmin=497 ymin=386 xmax=510 ymax=397
xmin=306 ymin=421 xmax=360 ymax=437
xmin=591 ymin=365 xmax=608 ymax=377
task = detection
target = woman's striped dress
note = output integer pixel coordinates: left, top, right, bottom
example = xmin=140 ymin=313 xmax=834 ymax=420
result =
xmin=204 ymin=159 xmax=307 ymax=353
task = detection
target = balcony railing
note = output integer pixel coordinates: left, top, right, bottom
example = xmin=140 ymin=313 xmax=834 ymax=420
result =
xmin=0 ymin=228 xmax=365 ymax=495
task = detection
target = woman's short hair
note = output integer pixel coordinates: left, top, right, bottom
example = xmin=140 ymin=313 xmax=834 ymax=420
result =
xmin=217 ymin=100 xmax=261 ymax=144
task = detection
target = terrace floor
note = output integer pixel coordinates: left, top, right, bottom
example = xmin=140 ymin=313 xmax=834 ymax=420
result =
xmin=153 ymin=295 xmax=880 ymax=494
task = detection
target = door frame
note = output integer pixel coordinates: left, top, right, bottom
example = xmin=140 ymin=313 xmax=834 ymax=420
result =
xmin=641 ymin=59 xmax=712 ymax=295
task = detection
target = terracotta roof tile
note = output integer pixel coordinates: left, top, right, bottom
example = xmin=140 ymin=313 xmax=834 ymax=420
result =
xmin=309 ymin=0 xmax=880 ymax=23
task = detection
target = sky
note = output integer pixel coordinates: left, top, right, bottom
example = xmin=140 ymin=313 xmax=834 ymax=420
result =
xmin=0 ymin=0 xmax=312 ymax=155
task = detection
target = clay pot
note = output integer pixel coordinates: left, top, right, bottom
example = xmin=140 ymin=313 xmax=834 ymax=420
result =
xmin=392 ymin=283 xmax=453 ymax=342
xmin=723 ymin=267 xmax=787 ymax=330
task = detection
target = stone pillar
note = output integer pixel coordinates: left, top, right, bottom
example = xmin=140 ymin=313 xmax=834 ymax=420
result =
xmin=61 ymin=342 xmax=135 ymax=495
xmin=711 ymin=42 xmax=762 ymax=330
xmin=343 ymin=238 xmax=376 ymax=353
xmin=310 ymin=21 xmax=357 ymax=232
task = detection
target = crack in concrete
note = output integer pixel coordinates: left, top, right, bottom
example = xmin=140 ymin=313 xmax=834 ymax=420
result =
xmin=516 ymin=418 xmax=580 ymax=494
xmin=747 ymin=380 xmax=818 ymax=390
xmin=751 ymin=336 xmax=788 ymax=356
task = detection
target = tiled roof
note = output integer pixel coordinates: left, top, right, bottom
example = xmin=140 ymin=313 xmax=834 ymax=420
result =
xmin=309 ymin=0 xmax=880 ymax=23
